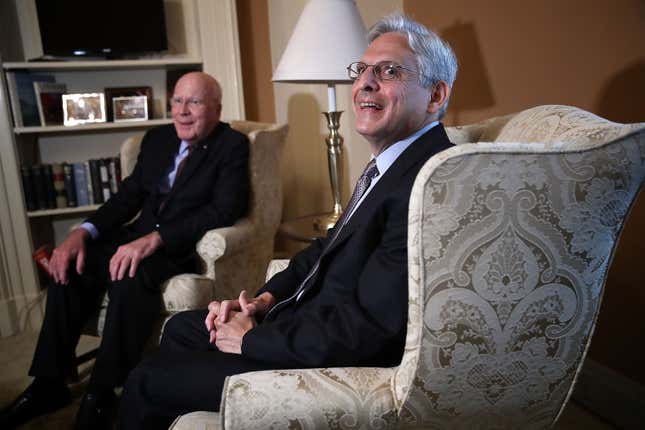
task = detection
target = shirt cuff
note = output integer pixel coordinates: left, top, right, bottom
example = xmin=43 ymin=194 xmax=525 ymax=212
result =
xmin=80 ymin=222 xmax=99 ymax=240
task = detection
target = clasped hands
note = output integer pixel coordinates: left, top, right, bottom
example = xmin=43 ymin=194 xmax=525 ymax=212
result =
xmin=49 ymin=228 xmax=163 ymax=284
xmin=204 ymin=290 xmax=275 ymax=354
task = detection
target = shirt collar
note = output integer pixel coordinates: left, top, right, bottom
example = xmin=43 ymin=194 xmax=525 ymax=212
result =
xmin=374 ymin=121 xmax=439 ymax=177
xmin=179 ymin=140 xmax=191 ymax=155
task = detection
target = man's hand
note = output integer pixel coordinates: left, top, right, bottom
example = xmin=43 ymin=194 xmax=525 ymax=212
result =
xmin=205 ymin=290 xmax=275 ymax=343
xmin=49 ymin=228 xmax=90 ymax=285
xmin=214 ymin=312 xmax=256 ymax=354
xmin=109 ymin=231 xmax=163 ymax=281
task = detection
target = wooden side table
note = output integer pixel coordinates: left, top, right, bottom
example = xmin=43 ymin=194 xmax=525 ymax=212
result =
xmin=278 ymin=213 xmax=332 ymax=243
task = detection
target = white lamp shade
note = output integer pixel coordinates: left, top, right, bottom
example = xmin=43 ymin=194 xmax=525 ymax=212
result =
xmin=272 ymin=0 xmax=367 ymax=83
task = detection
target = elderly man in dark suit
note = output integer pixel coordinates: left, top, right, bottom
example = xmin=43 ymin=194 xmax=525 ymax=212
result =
xmin=119 ymin=13 xmax=458 ymax=429
xmin=0 ymin=72 xmax=250 ymax=430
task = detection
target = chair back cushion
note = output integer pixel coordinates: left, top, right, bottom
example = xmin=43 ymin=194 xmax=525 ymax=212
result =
xmin=230 ymin=120 xmax=289 ymax=229
xmin=397 ymin=107 xmax=645 ymax=429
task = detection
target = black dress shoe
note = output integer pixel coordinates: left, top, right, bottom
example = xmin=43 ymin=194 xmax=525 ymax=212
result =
xmin=0 ymin=380 xmax=71 ymax=429
xmin=74 ymin=390 xmax=116 ymax=430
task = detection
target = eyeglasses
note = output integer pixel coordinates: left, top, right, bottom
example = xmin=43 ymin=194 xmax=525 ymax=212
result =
xmin=170 ymin=96 xmax=206 ymax=109
xmin=346 ymin=61 xmax=419 ymax=82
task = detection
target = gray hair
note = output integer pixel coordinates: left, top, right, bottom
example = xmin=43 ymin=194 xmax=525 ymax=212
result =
xmin=368 ymin=14 xmax=458 ymax=118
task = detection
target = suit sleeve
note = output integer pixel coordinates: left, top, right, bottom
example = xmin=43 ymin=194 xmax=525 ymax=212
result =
xmin=157 ymin=134 xmax=251 ymax=256
xmin=84 ymin=132 xmax=151 ymax=233
xmin=242 ymin=194 xmax=409 ymax=368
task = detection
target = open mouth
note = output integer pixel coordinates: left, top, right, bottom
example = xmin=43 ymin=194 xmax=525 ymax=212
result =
xmin=359 ymin=101 xmax=384 ymax=110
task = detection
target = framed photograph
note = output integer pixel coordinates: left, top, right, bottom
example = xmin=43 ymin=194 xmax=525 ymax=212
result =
xmin=33 ymin=81 xmax=67 ymax=126
xmin=62 ymin=93 xmax=106 ymax=126
xmin=113 ymin=95 xmax=149 ymax=122
xmin=104 ymin=86 xmax=153 ymax=121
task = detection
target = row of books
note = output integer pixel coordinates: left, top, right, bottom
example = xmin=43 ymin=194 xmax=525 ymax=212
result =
xmin=21 ymin=158 xmax=122 ymax=212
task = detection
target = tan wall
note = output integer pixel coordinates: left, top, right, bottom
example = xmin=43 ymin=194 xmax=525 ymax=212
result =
xmin=236 ymin=0 xmax=276 ymax=123
xmin=404 ymin=0 xmax=645 ymax=385
xmin=404 ymin=0 xmax=644 ymax=125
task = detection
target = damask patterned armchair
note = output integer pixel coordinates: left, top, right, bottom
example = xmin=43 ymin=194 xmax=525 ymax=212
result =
xmin=170 ymin=106 xmax=645 ymax=429
xmin=91 ymin=121 xmax=289 ymax=338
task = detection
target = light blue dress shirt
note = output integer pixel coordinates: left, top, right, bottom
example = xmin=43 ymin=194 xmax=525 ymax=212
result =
xmin=346 ymin=121 xmax=439 ymax=220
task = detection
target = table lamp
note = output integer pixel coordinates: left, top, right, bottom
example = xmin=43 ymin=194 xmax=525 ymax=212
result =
xmin=272 ymin=0 xmax=366 ymax=231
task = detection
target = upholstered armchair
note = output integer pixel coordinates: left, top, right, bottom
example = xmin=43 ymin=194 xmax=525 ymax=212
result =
xmin=170 ymin=105 xmax=645 ymax=429
xmin=91 ymin=121 xmax=288 ymax=337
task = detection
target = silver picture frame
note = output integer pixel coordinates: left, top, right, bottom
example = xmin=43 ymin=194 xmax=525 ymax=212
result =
xmin=62 ymin=93 xmax=107 ymax=126
xmin=113 ymin=95 xmax=149 ymax=122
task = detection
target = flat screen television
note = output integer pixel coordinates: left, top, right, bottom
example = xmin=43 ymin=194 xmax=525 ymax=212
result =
xmin=35 ymin=0 xmax=168 ymax=59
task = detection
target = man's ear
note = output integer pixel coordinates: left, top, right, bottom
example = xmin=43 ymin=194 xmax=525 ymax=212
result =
xmin=426 ymin=81 xmax=451 ymax=115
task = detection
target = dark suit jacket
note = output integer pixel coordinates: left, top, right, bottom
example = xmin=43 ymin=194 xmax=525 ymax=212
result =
xmin=86 ymin=121 xmax=250 ymax=262
xmin=242 ymin=124 xmax=453 ymax=368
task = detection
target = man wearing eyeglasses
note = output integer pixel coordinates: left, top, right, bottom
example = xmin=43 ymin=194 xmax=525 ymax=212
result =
xmin=0 ymin=72 xmax=250 ymax=430
xmin=119 ymin=14 xmax=457 ymax=428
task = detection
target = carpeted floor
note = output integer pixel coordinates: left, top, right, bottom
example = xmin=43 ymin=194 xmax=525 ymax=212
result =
xmin=0 ymin=330 xmax=616 ymax=430
xmin=0 ymin=332 xmax=103 ymax=429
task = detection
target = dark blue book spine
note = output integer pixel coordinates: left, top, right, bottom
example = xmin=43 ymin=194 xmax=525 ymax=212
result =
xmin=63 ymin=162 xmax=77 ymax=207
xmin=21 ymin=166 xmax=37 ymax=211
xmin=73 ymin=162 xmax=90 ymax=206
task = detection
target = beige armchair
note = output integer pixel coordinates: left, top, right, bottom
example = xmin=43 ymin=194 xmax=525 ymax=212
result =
xmin=170 ymin=105 xmax=645 ymax=429
xmin=91 ymin=121 xmax=288 ymax=337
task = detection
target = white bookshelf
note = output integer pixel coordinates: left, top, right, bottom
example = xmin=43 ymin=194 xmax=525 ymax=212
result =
xmin=14 ymin=118 xmax=173 ymax=135
xmin=3 ymin=58 xmax=202 ymax=71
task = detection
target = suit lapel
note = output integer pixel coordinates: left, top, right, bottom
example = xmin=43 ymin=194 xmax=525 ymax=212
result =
xmin=170 ymin=142 xmax=208 ymax=191
xmin=323 ymin=124 xmax=453 ymax=255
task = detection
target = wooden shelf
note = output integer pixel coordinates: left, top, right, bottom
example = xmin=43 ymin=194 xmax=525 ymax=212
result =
xmin=27 ymin=204 xmax=101 ymax=218
xmin=15 ymin=118 xmax=173 ymax=135
xmin=3 ymin=58 xmax=203 ymax=72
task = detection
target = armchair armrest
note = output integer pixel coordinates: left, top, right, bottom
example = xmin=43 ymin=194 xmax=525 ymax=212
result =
xmin=220 ymin=367 xmax=397 ymax=429
xmin=196 ymin=219 xmax=256 ymax=279
xmin=265 ymin=259 xmax=290 ymax=282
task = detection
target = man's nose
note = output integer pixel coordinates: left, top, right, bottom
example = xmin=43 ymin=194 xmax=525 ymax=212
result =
xmin=178 ymin=102 xmax=191 ymax=114
xmin=356 ymin=67 xmax=379 ymax=91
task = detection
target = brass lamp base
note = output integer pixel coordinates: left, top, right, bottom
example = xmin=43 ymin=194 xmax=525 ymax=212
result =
xmin=317 ymin=110 xmax=345 ymax=232
xmin=313 ymin=211 xmax=342 ymax=232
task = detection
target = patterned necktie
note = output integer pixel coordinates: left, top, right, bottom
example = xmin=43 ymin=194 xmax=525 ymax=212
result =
xmin=333 ymin=158 xmax=380 ymax=232
xmin=266 ymin=159 xmax=380 ymax=318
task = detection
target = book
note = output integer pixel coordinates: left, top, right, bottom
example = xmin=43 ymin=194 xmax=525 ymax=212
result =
xmin=88 ymin=159 xmax=103 ymax=204
xmin=7 ymin=72 xmax=56 ymax=127
xmin=42 ymin=164 xmax=56 ymax=209
xmin=31 ymin=165 xmax=48 ymax=210
xmin=32 ymin=245 xmax=53 ymax=278
xmin=99 ymin=158 xmax=111 ymax=202
xmin=34 ymin=81 xmax=67 ymax=126
xmin=51 ymin=163 xmax=67 ymax=208
xmin=108 ymin=157 xmax=121 ymax=194
xmin=73 ymin=162 xmax=90 ymax=206
xmin=6 ymin=73 xmax=24 ymax=127
xmin=62 ymin=162 xmax=77 ymax=207
xmin=20 ymin=166 xmax=37 ymax=211
xmin=84 ymin=161 xmax=95 ymax=205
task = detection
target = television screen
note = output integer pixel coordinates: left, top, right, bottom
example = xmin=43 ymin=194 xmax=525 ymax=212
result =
xmin=35 ymin=0 xmax=168 ymax=58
